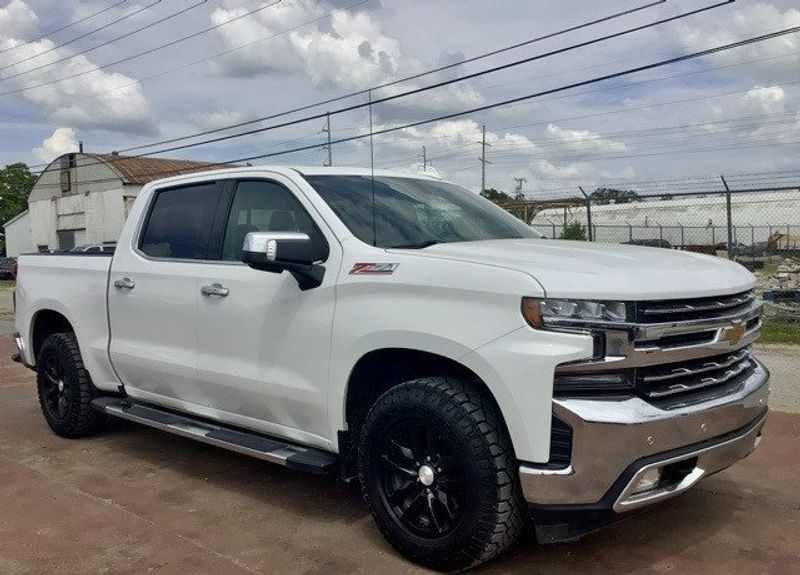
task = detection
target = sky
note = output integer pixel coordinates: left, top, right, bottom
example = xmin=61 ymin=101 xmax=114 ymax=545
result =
xmin=1 ymin=0 xmax=799 ymax=198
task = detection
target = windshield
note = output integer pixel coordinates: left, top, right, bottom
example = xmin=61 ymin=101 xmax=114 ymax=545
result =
xmin=303 ymin=175 xmax=542 ymax=248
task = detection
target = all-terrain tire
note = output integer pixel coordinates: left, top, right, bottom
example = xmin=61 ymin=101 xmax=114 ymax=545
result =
xmin=358 ymin=376 xmax=525 ymax=571
xmin=36 ymin=332 xmax=106 ymax=438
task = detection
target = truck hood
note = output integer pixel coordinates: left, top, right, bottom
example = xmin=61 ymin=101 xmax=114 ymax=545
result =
xmin=399 ymin=239 xmax=754 ymax=300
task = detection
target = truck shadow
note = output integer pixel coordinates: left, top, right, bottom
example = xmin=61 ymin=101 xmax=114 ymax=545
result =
xmin=97 ymin=418 xmax=741 ymax=573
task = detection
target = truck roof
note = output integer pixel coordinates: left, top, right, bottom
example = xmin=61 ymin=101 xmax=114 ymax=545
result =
xmin=142 ymin=165 xmax=443 ymax=188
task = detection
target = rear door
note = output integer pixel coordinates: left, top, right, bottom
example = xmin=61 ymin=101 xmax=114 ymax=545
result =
xmin=108 ymin=180 xmax=225 ymax=407
xmin=192 ymin=176 xmax=340 ymax=441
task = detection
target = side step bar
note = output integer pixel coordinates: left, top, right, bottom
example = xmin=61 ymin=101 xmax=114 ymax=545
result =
xmin=91 ymin=397 xmax=338 ymax=474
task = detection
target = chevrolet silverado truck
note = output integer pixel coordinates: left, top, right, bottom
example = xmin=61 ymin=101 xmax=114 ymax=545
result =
xmin=13 ymin=167 xmax=768 ymax=571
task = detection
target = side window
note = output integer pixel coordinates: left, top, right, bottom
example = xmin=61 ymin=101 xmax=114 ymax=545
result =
xmin=140 ymin=182 xmax=221 ymax=259
xmin=221 ymin=180 xmax=329 ymax=262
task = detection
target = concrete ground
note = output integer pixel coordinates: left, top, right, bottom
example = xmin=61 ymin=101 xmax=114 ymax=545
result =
xmin=756 ymin=344 xmax=800 ymax=413
xmin=0 ymin=288 xmax=14 ymax=335
xmin=0 ymin=336 xmax=799 ymax=574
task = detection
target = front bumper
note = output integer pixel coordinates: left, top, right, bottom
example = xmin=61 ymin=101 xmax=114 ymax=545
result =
xmin=520 ymin=359 xmax=769 ymax=537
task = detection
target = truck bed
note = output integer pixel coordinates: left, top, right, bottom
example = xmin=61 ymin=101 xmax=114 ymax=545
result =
xmin=14 ymin=254 xmax=119 ymax=392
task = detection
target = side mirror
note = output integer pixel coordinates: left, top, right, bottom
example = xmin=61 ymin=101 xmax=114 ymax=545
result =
xmin=242 ymin=232 xmax=324 ymax=290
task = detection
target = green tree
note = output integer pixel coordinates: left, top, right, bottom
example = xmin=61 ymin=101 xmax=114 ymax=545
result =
xmin=589 ymin=187 xmax=640 ymax=205
xmin=480 ymin=187 xmax=513 ymax=204
xmin=1 ymin=162 xmax=37 ymax=255
xmin=559 ymin=221 xmax=587 ymax=241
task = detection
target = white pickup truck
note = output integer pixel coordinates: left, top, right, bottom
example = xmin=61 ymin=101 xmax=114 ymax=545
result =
xmin=13 ymin=167 xmax=768 ymax=570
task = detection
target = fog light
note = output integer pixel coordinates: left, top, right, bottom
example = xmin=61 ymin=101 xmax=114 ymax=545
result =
xmin=631 ymin=468 xmax=662 ymax=495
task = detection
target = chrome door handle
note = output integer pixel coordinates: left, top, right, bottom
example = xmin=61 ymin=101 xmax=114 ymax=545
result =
xmin=201 ymin=283 xmax=229 ymax=297
xmin=114 ymin=277 xmax=135 ymax=290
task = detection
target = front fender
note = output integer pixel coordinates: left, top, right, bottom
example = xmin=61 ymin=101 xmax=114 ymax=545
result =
xmin=461 ymin=327 xmax=593 ymax=462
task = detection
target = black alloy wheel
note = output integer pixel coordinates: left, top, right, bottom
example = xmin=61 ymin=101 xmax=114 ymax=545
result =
xmin=377 ymin=417 xmax=467 ymax=538
xmin=40 ymin=351 xmax=70 ymax=421
xmin=358 ymin=376 xmax=525 ymax=571
xmin=36 ymin=332 xmax=105 ymax=438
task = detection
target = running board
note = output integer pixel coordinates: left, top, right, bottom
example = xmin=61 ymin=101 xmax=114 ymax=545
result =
xmin=91 ymin=398 xmax=338 ymax=474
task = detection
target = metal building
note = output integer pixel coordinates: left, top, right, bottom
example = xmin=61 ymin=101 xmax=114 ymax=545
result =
xmin=18 ymin=152 xmax=218 ymax=253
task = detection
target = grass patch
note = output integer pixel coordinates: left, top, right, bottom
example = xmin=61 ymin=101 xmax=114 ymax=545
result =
xmin=758 ymin=260 xmax=782 ymax=277
xmin=759 ymin=319 xmax=800 ymax=345
xmin=0 ymin=280 xmax=14 ymax=291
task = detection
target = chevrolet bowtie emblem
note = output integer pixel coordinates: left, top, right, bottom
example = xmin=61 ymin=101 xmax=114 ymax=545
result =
xmin=720 ymin=321 xmax=746 ymax=346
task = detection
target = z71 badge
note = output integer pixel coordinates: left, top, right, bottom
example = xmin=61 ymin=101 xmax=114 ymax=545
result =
xmin=349 ymin=263 xmax=399 ymax=275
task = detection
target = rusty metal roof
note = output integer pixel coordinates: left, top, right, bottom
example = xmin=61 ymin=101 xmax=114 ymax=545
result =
xmin=93 ymin=153 xmax=227 ymax=185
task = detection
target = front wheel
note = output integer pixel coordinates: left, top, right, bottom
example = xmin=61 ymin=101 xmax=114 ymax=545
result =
xmin=358 ymin=377 xmax=525 ymax=571
xmin=36 ymin=332 xmax=106 ymax=438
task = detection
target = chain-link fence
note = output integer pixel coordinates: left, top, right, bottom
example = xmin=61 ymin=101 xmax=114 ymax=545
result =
xmin=499 ymin=186 xmax=800 ymax=379
xmin=524 ymin=188 xmax=800 ymax=263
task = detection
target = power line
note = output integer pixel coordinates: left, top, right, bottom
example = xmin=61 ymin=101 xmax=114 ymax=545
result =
xmin=0 ymin=0 xmax=162 ymax=72
xmin=109 ymin=0 xmax=672 ymax=154
xmin=2 ymin=0 xmax=211 ymax=81
xmin=213 ymin=23 xmax=800 ymax=165
xmin=68 ymin=0 xmax=788 ymax=160
xmin=372 ymin=52 xmax=800 ymax=170
xmin=2 ymin=0 xmax=373 ymax=130
xmin=0 ymin=0 xmax=283 ymax=97
xmin=106 ymin=0 xmax=734 ymax=159
xmin=444 ymin=134 xmax=800 ymax=178
xmin=376 ymin=110 xmax=800 ymax=168
xmin=22 ymin=0 xmax=681 ymax=172
xmin=0 ymin=0 xmax=130 ymax=55
xmin=31 ymin=23 xmax=800 ymax=189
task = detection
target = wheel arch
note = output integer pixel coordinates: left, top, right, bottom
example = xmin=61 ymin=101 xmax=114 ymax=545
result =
xmin=337 ymin=347 xmax=512 ymax=479
xmin=30 ymin=308 xmax=75 ymax=363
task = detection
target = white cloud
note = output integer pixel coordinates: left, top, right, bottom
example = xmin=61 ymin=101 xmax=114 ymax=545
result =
xmin=366 ymin=119 xmax=537 ymax=158
xmin=211 ymin=0 xmax=402 ymax=87
xmin=209 ymin=0 xmax=310 ymax=76
xmin=32 ymin=127 xmax=78 ymax=163
xmin=0 ymin=0 xmax=36 ymax=42
xmin=190 ymin=109 xmax=248 ymax=130
xmin=674 ymin=3 xmax=800 ymax=81
xmin=0 ymin=1 xmax=153 ymax=134
xmin=210 ymin=1 xmax=482 ymax=117
xmin=740 ymin=86 xmax=786 ymax=114
xmin=545 ymin=124 xmax=628 ymax=155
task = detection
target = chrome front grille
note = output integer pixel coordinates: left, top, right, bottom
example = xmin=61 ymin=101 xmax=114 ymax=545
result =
xmin=554 ymin=293 xmax=763 ymax=402
xmin=636 ymin=347 xmax=754 ymax=398
xmin=635 ymin=290 xmax=755 ymax=323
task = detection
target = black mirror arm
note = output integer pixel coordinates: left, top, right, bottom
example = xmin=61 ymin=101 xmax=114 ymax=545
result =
xmin=290 ymin=265 xmax=325 ymax=291
xmin=242 ymin=252 xmax=324 ymax=290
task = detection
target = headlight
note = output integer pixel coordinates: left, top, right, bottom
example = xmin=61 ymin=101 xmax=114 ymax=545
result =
xmin=521 ymin=297 xmax=628 ymax=328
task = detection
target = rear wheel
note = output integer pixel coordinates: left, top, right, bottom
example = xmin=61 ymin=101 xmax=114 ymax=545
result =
xmin=358 ymin=376 xmax=525 ymax=571
xmin=37 ymin=333 xmax=105 ymax=438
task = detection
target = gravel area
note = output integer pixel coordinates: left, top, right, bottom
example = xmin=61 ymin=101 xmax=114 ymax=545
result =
xmin=755 ymin=343 xmax=800 ymax=414
xmin=0 ymin=335 xmax=798 ymax=574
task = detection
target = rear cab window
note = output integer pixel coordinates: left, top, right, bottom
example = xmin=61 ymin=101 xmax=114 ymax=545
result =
xmin=139 ymin=182 xmax=223 ymax=260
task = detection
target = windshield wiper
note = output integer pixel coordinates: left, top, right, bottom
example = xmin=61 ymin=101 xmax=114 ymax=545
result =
xmin=389 ymin=240 xmax=442 ymax=249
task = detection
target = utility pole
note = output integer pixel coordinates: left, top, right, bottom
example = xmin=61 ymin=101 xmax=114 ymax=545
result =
xmin=321 ymin=112 xmax=332 ymax=167
xmin=579 ymin=186 xmax=593 ymax=242
xmin=720 ymin=175 xmax=733 ymax=260
xmin=478 ymin=124 xmax=491 ymax=192
xmin=514 ymin=177 xmax=527 ymax=196
xmin=418 ymin=145 xmax=427 ymax=171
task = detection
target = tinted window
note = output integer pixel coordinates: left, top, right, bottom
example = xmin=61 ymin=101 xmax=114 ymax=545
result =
xmin=221 ymin=180 xmax=329 ymax=261
xmin=304 ymin=175 xmax=541 ymax=249
xmin=140 ymin=182 xmax=221 ymax=259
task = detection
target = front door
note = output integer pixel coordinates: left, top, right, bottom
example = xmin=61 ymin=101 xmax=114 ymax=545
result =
xmin=193 ymin=177 xmax=339 ymax=443
xmin=109 ymin=180 xmax=224 ymax=407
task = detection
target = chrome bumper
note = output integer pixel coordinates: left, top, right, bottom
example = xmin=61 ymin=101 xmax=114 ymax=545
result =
xmin=520 ymin=360 xmax=769 ymax=510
